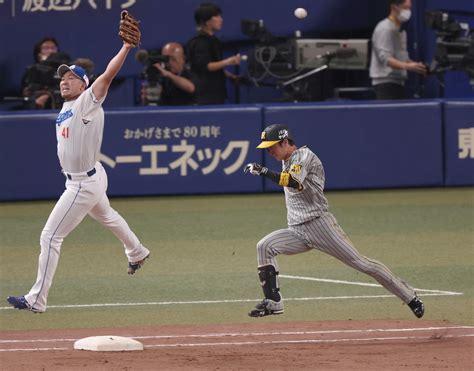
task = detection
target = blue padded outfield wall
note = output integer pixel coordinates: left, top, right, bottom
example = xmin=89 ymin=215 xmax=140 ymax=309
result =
xmin=97 ymin=106 xmax=264 ymax=196
xmin=443 ymin=101 xmax=474 ymax=186
xmin=0 ymin=100 xmax=472 ymax=201
xmin=0 ymin=106 xmax=264 ymax=200
xmin=263 ymin=102 xmax=444 ymax=191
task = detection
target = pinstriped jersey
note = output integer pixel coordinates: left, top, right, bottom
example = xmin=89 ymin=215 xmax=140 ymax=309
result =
xmin=282 ymin=146 xmax=329 ymax=225
xmin=55 ymin=88 xmax=105 ymax=173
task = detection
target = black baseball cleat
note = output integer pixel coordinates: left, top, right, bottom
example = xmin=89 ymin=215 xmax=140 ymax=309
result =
xmin=248 ymin=299 xmax=284 ymax=317
xmin=408 ymin=296 xmax=425 ymax=318
xmin=7 ymin=296 xmax=42 ymax=313
xmin=127 ymin=254 xmax=150 ymax=275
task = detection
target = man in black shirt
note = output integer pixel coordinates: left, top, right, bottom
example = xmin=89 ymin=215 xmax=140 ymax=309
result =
xmin=153 ymin=42 xmax=196 ymax=106
xmin=186 ymin=2 xmax=241 ymax=104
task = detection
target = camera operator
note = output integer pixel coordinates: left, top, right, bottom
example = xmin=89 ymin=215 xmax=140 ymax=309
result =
xmin=370 ymin=0 xmax=427 ymax=100
xmin=21 ymin=37 xmax=71 ymax=109
xmin=153 ymin=42 xmax=196 ymax=106
xmin=186 ymin=2 xmax=241 ymax=105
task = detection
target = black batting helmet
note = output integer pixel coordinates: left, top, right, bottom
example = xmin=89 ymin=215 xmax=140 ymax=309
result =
xmin=257 ymin=124 xmax=293 ymax=149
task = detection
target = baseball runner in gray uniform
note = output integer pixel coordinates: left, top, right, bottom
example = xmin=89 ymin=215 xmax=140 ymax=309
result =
xmin=7 ymin=36 xmax=149 ymax=313
xmin=244 ymin=124 xmax=424 ymax=318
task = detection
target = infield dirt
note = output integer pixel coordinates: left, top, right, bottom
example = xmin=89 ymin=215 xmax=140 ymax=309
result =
xmin=1 ymin=320 xmax=472 ymax=370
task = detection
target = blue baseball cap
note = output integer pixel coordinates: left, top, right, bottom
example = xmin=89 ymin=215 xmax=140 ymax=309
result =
xmin=57 ymin=64 xmax=89 ymax=87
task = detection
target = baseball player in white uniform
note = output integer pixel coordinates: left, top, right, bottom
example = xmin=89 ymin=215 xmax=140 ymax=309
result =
xmin=7 ymin=41 xmax=150 ymax=313
xmin=244 ymin=124 xmax=424 ymax=318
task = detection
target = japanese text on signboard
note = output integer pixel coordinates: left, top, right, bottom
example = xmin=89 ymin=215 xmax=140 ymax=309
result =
xmin=101 ymin=125 xmax=249 ymax=176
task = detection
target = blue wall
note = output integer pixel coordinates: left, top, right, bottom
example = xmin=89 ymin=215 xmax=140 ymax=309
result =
xmin=1 ymin=0 xmax=473 ymax=105
xmin=443 ymin=100 xmax=474 ymax=185
xmin=0 ymin=100 xmax=472 ymax=201
xmin=263 ymin=102 xmax=444 ymax=190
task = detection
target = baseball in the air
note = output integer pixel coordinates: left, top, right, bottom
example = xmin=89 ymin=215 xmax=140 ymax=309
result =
xmin=294 ymin=8 xmax=307 ymax=19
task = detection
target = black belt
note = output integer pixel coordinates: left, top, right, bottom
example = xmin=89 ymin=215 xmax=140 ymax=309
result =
xmin=66 ymin=168 xmax=96 ymax=180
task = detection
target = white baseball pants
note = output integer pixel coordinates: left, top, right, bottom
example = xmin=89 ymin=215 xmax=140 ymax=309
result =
xmin=25 ymin=162 xmax=150 ymax=312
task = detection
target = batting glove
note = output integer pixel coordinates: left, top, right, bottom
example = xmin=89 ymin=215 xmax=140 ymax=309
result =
xmin=243 ymin=163 xmax=268 ymax=176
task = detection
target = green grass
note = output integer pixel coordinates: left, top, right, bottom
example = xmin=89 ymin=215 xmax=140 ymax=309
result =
xmin=0 ymin=188 xmax=473 ymax=330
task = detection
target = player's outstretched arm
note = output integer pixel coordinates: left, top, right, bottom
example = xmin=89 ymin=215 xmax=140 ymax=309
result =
xmin=91 ymin=11 xmax=141 ymax=100
xmin=91 ymin=44 xmax=132 ymax=101
xmin=243 ymin=163 xmax=303 ymax=190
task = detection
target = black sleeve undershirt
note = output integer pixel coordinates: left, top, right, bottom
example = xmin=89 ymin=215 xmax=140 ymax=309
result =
xmin=263 ymin=169 xmax=302 ymax=190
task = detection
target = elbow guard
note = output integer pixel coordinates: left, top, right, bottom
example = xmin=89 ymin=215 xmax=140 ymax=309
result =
xmin=279 ymin=172 xmax=303 ymax=190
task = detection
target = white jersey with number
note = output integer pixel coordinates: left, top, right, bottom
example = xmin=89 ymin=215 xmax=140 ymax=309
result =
xmin=282 ymin=146 xmax=329 ymax=225
xmin=55 ymin=88 xmax=105 ymax=173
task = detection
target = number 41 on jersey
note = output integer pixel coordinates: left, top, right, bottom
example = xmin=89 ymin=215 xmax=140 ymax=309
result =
xmin=61 ymin=127 xmax=69 ymax=138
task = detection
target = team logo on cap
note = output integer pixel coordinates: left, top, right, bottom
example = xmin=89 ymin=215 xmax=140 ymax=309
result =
xmin=278 ymin=129 xmax=289 ymax=139
xmin=261 ymin=131 xmax=266 ymax=140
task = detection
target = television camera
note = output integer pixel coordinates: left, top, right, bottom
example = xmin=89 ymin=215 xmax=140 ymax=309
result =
xmin=135 ymin=49 xmax=170 ymax=82
xmin=241 ymin=19 xmax=301 ymax=85
xmin=23 ymin=52 xmax=70 ymax=88
xmin=425 ymin=10 xmax=474 ymax=87
xmin=21 ymin=52 xmax=70 ymax=109
xmin=135 ymin=48 xmax=171 ymax=105
xmin=240 ymin=19 xmax=369 ymax=101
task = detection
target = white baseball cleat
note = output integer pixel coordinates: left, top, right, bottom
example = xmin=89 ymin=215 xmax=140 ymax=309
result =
xmin=127 ymin=254 xmax=150 ymax=275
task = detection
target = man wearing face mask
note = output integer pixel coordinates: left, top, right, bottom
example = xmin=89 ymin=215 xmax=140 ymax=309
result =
xmin=370 ymin=0 xmax=427 ymax=100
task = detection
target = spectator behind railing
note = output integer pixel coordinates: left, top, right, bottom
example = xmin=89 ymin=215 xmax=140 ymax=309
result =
xmin=186 ymin=2 xmax=241 ymax=105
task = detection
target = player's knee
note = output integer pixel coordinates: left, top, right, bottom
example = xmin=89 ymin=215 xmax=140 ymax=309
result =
xmin=96 ymin=209 xmax=120 ymax=225
xmin=257 ymin=238 xmax=280 ymax=260
xmin=352 ymin=258 xmax=378 ymax=275
xmin=40 ymin=230 xmax=63 ymax=252
xmin=256 ymin=238 xmax=269 ymax=255
xmin=40 ymin=230 xmax=51 ymax=246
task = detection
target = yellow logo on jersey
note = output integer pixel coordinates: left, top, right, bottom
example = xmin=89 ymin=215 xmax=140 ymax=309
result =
xmin=290 ymin=164 xmax=302 ymax=174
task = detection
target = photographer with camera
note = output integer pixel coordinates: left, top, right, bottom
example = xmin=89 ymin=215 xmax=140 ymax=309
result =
xmin=186 ymin=2 xmax=241 ymax=105
xmin=136 ymin=43 xmax=196 ymax=106
xmin=21 ymin=37 xmax=71 ymax=109
xmin=153 ymin=42 xmax=196 ymax=106
xmin=370 ymin=0 xmax=427 ymax=100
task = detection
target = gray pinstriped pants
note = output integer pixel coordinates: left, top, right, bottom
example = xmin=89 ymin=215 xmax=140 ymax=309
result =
xmin=256 ymin=212 xmax=415 ymax=303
